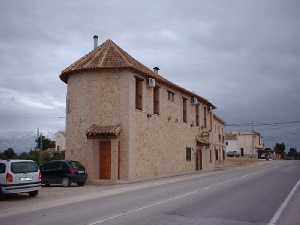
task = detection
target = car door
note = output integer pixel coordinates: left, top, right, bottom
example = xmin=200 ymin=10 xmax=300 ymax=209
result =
xmin=0 ymin=163 xmax=6 ymax=185
xmin=44 ymin=162 xmax=57 ymax=184
xmin=55 ymin=162 xmax=65 ymax=184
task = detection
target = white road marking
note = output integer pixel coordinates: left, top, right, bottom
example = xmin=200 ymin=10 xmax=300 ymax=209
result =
xmin=87 ymin=190 xmax=198 ymax=225
xmin=86 ymin=172 xmax=260 ymax=225
xmin=267 ymin=177 xmax=300 ymax=225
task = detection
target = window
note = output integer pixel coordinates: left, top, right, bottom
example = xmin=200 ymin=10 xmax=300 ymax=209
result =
xmin=204 ymin=106 xmax=207 ymax=128
xmin=135 ymin=78 xmax=143 ymax=110
xmin=153 ymin=86 xmax=160 ymax=114
xmin=168 ymin=91 xmax=175 ymax=102
xmin=210 ymin=110 xmax=213 ymax=130
xmin=215 ymin=149 xmax=219 ymax=161
xmin=186 ymin=148 xmax=192 ymax=161
xmin=11 ymin=161 xmax=38 ymax=174
xmin=183 ymin=97 xmax=187 ymax=123
xmin=195 ymin=105 xmax=199 ymax=126
xmin=0 ymin=163 xmax=5 ymax=173
xmin=209 ymin=150 xmax=212 ymax=163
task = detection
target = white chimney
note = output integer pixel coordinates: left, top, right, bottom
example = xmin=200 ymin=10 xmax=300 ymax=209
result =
xmin=93 ymin=35 xmax=98 ymax=50
xmin=153 ymin=66 xmax=160 ymax=74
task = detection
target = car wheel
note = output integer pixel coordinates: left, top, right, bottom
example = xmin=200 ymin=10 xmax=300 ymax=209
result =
xmin=62 ymin=177 xmax=71 ymax=187
xmin=77 ymin=181 xmax=85 ymax=186
xmin=29 ymin=190 xmax=39 ymax=197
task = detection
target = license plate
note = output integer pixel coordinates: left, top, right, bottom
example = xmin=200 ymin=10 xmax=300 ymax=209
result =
xmin=78 ymin=170 xmax=84 ymax=174
xmin=20 ymin=177 xmax=32 ymax=181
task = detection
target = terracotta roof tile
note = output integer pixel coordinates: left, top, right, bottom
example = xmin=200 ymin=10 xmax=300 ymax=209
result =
xmin=60 ymin=39 xmax=215 ymax=108
xmin=86 ymin=124 xmax=121 ymax=138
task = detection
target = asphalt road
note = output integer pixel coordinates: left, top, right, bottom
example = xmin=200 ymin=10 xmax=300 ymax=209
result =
xmin=1 ymin=161 xmax=299 ymax=225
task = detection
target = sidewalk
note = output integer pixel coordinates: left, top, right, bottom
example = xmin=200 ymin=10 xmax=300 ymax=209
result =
xmin=0 ymin=159 xmax=265 ymax=218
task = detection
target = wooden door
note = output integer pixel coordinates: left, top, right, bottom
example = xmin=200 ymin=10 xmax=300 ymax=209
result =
xmin=99 ymin=141 xmax=111 ymax=179
xmin=196 ymin=148 xmax=202 ymax=170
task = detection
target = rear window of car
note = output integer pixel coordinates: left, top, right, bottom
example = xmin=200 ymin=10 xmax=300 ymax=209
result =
xmin=69 ymin=161 xmax=84 ymax=170
xmin=11 ymin=161 xmax=39 ymax=174
xmin=0 ymin=163 xmax=5 ymax=174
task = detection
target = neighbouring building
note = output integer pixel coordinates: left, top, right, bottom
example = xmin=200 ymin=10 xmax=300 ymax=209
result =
xmin=54 ymin=131 xmax=66 ymax=152
xmin=212 ymin=114 xmax=226 ymax=164
xmin=225 ymin=131 xmax=264 ymax=158
xmin=60 ymin=37 xmax=225 ymax=183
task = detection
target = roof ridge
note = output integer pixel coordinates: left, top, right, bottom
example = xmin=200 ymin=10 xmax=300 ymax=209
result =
xmin=109 ymin=40 xmax=133 ymax=67
xmin=99 ymin=40 xmax=111 ymax=66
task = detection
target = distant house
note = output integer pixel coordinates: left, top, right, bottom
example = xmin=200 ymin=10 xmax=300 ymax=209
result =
xmin=54 ymin=131 xmax=65 ymax=152
xmin=59 ymin=37 xmax=225 ymax=183
xmin=225 ymin=132 xmax=264 ymax=158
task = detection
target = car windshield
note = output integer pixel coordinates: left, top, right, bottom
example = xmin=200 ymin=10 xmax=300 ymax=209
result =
xmin=69 ymin=161 xmax=84 ymax=170
xmin=11 ymin=161 xmax=39 ymax=174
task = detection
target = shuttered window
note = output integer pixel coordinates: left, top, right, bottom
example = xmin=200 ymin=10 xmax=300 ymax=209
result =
xmin=168 ymin=91 xmax=175 ymax=102
xmin=204 ymin=106 xmax=207 ymax=128
xmin=183 ymin=97 xmax=187 ymax=123
xmin=135 ymin=78 xmax=143 ymax=110
xmin=153 ymin=86 xmax=160 ymax=114
xmin=195 ymin=105 xmax=199 ymax=126
xmin=186 ymin=148 xmax=192 ymax=161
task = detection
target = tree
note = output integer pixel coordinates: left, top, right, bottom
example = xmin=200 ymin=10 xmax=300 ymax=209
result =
xmin=19 ymin=152 xmax=29 ymax=159
xmin=52 ymin=151 xmax=65 ymax=160
xmin=35 ymin=135 xmax=55 ymax=150
xmin=274 ymin=143 xmax=286 ymax=159
xmin=0 ymin=148 xmax=17 ymax=159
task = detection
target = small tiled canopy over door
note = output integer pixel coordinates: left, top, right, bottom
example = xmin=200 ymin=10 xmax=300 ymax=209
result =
xmin=99 ymin=141 xmax=111 ymax=179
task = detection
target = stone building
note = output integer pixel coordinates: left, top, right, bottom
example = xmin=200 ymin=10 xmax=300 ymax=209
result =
xmin=60 ymin=37 xmax=225 ymax=183
xmin=225 ymin=131 xmax=264 ymax=158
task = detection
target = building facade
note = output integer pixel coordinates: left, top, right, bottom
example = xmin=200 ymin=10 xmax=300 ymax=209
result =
xmin=60 ymin=38 xmax=225 ymax=183
xmin=225 ymin=132 xmax=264 ymax=158
xmin=54 ymin=131 xmax=66 ymax=152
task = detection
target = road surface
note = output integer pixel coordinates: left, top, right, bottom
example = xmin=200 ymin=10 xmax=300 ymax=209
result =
xmin=0 ymin=160 xmax=299 ymax=225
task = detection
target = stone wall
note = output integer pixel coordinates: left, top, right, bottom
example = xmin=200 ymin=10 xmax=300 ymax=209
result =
xmin=65 ymin=70 xmax=131 ymax=181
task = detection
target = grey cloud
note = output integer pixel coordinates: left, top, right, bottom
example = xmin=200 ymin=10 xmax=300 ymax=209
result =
xmin=0 ymin=0 xmax=300 ymax=151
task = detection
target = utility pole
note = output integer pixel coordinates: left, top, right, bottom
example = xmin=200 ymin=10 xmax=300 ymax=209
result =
xmin=251 ymin=121 xmax=255 ymax=159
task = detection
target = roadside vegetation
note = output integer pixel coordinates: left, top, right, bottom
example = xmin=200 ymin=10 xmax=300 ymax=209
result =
xmin=0 ymin=135 xmax=65 ymax=165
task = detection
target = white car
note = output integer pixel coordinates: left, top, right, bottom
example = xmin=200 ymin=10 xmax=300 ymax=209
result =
xmin=0 ymin=160 xmax=41 ymax=197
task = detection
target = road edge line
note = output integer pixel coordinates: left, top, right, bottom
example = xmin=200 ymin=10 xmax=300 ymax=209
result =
xmin=267 ymin=177 xmax=300 ymax=225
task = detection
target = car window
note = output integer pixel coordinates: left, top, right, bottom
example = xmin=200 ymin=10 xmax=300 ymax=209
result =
xmin=11 ymin=161 xmax=38 ymax=174
xmin=0 ymin=163 xmax=5 ymax=173
xmin=43 ymin=162 xmax=59 ymax=170
xmin=63 ymin=163 xmax=69 ymax=170
xmin=69 ymin=161 xmax=84 ymax=170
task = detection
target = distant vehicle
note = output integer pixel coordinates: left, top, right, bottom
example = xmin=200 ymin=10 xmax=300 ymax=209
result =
xmin=226 ymin=151 xmax=240 ymax=157
xmin=40 ymin=160 xmax=87 ymax=187
xmin=0 ymin=160 xmax=41 ymax=197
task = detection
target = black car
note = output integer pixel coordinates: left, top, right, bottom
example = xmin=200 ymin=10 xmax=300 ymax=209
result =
xmin=40 ymin=160 xmax=88 ymax=187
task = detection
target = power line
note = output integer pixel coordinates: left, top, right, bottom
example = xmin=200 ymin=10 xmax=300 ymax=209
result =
xmin=225 ymin=120 xmax=300 ymax=127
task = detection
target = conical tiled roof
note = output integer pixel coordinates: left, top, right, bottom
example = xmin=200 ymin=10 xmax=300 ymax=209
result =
xmin=60 ymin=39 xmax=154 ymax=83
xmin=60 ymin=39 xmax=215 ymax=109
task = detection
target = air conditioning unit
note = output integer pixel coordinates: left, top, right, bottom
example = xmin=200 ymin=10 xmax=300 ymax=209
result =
xmin=147 ymin=78 xmax=156 ymax=88
xmin=191 ymin=96 xmax=199 ymax=105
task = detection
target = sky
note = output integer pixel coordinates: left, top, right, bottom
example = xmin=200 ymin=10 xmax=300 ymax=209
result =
xmin=0 ymin=0 xmax=300 ymax=151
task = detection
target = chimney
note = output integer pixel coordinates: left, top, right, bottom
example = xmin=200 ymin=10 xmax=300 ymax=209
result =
xmin=153 ymin=66 xmax=160 ymax=74
xmin=93 ymin=35 xmax=98 ymax=50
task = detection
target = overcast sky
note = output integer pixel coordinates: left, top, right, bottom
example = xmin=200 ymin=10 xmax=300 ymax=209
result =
xmin=0 ymin=0 xmax=300 ymax=151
